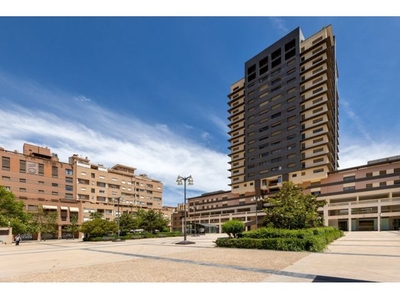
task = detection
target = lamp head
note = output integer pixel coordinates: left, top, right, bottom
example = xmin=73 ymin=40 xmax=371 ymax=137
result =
xmin=187 ymin=175 xmax=194 ymax=185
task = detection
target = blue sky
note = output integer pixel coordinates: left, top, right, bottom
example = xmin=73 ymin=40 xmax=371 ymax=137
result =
xmin=1 ymin=8 xmax=400 ymax=207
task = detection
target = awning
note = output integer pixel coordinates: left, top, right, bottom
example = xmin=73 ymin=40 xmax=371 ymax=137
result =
xmin=60 ymin=206 xmax=68 ymax=210
xmin=43 ymin=205 xmax=57 ymax=210
xmin=199 ymin=223 xmax=218 ymax=228
xmin=69 ymin=207 xmax=79 ymax=212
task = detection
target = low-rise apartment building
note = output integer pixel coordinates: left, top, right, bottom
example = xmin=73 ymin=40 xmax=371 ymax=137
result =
xmin=0 ymin=143 xmax=164 ymax=239
xmin=180 ymin=155 xmax=400 ymax=233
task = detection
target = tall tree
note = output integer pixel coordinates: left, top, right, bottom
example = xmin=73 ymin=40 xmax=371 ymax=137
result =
xmin=262 ymin=181 xmax=326 ymax=229
xmin=0 ymin=186 xmax=31 ymax=234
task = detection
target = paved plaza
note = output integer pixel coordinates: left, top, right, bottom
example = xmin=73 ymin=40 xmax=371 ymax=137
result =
xmin=0 ymin=231 xmax=399 ymax=285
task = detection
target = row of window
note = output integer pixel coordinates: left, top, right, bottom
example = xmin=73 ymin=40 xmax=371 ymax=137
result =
xmin=1 ymin=156 xmax=74 ymax=177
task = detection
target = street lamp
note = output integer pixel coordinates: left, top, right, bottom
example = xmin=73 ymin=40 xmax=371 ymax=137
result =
xmin=175 ymin=175 xmax=195 ymax=245
xmin=113 ymin=196 xmax=124 ymax=242
xmin=251 ymin=196 xmax=263 ymax=229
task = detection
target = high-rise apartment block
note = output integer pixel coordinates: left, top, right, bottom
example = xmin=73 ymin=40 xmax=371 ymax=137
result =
xmin=181 ymin=25 xmax=400 ymax=233
xmin=228 ymin=25 xmax=339 ymax=196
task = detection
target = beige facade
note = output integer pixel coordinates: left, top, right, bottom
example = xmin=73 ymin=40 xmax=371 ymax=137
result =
xmin=0 ymin=143 xmax=164 ymax=239
xmin=305 ymin=156 xmax=400 ymax=231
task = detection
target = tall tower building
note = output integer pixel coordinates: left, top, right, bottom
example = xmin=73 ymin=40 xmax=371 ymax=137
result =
xmin=228 ymin=25 xmax=339 ymax=196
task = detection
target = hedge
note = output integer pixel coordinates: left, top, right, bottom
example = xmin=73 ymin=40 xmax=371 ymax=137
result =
xmin=215 ymin=226 xmax=343 ymax=252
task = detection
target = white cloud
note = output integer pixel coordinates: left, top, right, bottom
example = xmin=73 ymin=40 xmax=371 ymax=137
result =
xmin=269 ymin=17 xmax=289 ymax=35
xmin=0 ymin=74 xmax=230 ymax=207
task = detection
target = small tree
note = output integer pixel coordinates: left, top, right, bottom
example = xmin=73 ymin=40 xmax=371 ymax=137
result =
xmin=262 ymin=181 xmax=326 ymax=229
xmin=65 ymin=215 xmax=80 ymax=239
xmin=222 ymin=220 xmax=245 ymax=238
xmin=30 ymin=205 xmax=58 ymax=240
xmin=119 ymin=213 xmax=138 ymax=235
xmin=80 ymin=218 xmax=118 ymax=239
xmin=137 ymin=209 xmax=169 ymax=234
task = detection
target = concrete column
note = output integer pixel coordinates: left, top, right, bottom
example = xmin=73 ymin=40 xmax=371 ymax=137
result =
xmin=377 ymin=199 xmax=381 ymax=232
xmin=348 ymin=202 xmax=352 ymax=232
xmin=323 ymin=206 xmax=329 ymax=227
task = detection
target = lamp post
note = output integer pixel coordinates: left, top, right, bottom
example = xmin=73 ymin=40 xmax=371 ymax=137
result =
xmin=251 ymin=196 xmax=263 ymax=229
xmin=113 ymin=196 xmax=124 ymax=242
xmin=175 ymin=175 xmax=195 ymax=245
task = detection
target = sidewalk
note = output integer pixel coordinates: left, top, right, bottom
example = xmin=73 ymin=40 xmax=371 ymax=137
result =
xmin=1 ymin=231 xmax=399 ymax=283
xmin=263 ymin=231 xmax=400 ymax=282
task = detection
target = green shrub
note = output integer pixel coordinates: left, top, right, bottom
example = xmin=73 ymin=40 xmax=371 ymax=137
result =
xmin=216 ymin=226 xmax=343 ymax=252
xmin=222 ymin=220 xmax=245 ymax=238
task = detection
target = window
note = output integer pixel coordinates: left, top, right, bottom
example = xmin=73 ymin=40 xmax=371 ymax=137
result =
xmin=271 ymin=103 xmax=281 ymax=110
xmin=38 ymin=164 xmax=44 ymax=176
xmin=271 ymin=86 xmax=281 ymax=93
xmin=19 ymin=188 xmax=26 ymax=192
xmin=66 ymin=185 xmax=73 ymax=191
xmin=313 ymin=97 xmax=324 ymax=105
xmin=313 ymin=168 xmax=324 ymax=174
xmin=20 ymin=160 xmax=26 ymax=173
xmin=313 ymin=87 xmax=323 ymax=94
xmin=379 ymin=170 xmax=386 ymax=175
xmin=380 ymin=182 xmax=387 ymax=187
xmin=366 ymin=183 xmax=373 ymax=188
xmin=287 ymin=144 xmax=296 ymax=150
xmin=52 ymin=166 xmax=58 ymax=178
xmin=271 ymin=112 xmax=281 ymax=119
xmin=271 ymin=78 xmax=281 ymax=85
xmin=313 ymin=137 xmax=324 ymax=143
xmin=19 ymin=178 xmax=26 ymax=183
xmin=313 ymin=128 xmax=324 ymax=134
xmin=271 ymin=140 xmax=280 ymax=145
xmin=271 ymin=121 xmax=281 ymax=128
xmin=313 ymin=148 xmax=324 ymax=153
xmin=2 ymin=176 xmax=10 ymax=181
xmin=343 ymin=186 xmax=355 ymax=191
xmin=366 ymin=172 xmax=373 ymax=177
xmin=65 ymin=169 xmax=73 ymax=175
xmin=313 ymin=117 xmax=324 ymax=124
xmin=2 ymin=156 xmax=10 ymax=171
xmin=343 ymin=175 xmax=355 ymax=181
xmin=52 ymin=183 xmax=59 ymax=187
xmin=271 ymin=157 xmax=282 ymax=163
xmin=287 ymin=106 xmax=296 ymax=112
xmin=271 ymin=130 xmax=281 ymax=137
xmin=287 ymin=68 xmax=296 ymax=75
xmin=313 ymin=107 xmax=324 ymax=114
xmin=271 ymin=148 xmax=281 ymax=154
xmin=271 ymin=94 xmax=281 ymax=102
